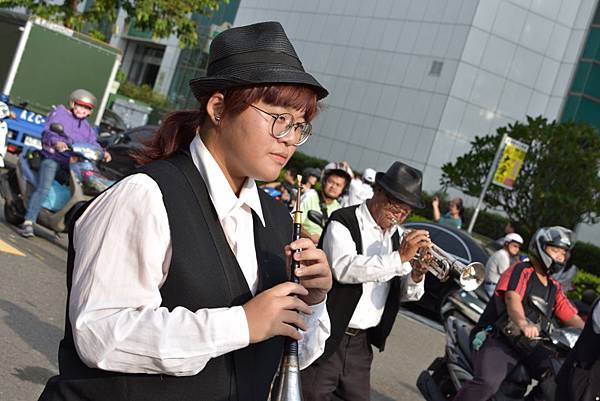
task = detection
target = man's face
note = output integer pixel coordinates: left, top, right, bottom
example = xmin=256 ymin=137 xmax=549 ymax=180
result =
xmin=506 ymin=242 xmax=521 ymax=256
xmin=545 ymin=245 xmax=567 ymax=264
xmin=284 ymin=170 xmax=295 ymax=184
xmin=322 ymin=174 xmax=346 ymax=200
xmin=371 ymin=190 xmax=412 ymax=230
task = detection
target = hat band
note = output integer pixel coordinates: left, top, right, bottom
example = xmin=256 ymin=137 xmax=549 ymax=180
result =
xmin=207 ymin=50 xmax=304 ymax=76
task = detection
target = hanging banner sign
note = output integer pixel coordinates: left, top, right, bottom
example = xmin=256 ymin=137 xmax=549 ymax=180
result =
xmin=492 ymin=136 xmax=529 ymax=190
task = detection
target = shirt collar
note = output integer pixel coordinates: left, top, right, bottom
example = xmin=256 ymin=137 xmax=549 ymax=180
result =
xmin=189 ymin=135 xmax=266 ymax=226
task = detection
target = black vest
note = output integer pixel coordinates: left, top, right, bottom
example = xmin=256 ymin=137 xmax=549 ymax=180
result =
xmin=39 ymin=153 xmax=291 ymax=401
xmin=318 ymin=205 xmax=401 ymax=362
xmin=556 ymin=299 xmax=600 ymax=401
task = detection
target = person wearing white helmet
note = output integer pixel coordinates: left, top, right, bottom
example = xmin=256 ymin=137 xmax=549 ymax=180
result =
xmin=345 ymin=167 xmax=376 ymax=207
xmin=484 ymin=232 xmax=524 ymax=296
xmin=300 ymin=161 xmax=353 ymax=244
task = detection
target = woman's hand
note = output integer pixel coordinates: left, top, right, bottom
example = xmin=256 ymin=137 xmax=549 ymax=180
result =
xmin=103 ymin=151 xmax=112 ymax=163
xmin=243 ymin=282 xmax=311 ymax=343
xmin=286 ymin=238 xmax=332 ymax=306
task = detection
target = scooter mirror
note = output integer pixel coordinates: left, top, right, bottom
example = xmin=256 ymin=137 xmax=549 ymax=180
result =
xmin=307 ymin=210 xmax=325 ymax=228
xmin=50 ymin=123 xmax=65 ymax=136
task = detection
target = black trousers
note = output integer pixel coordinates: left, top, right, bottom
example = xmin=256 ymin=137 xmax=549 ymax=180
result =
xmin=453 ymin=335 xmax=556 ymax=401
xmin=301 ymin=331 xmax=373 ymax=401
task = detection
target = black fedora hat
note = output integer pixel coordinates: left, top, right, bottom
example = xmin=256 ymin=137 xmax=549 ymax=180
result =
xmin=189 ymin=21 xmax=328 ymax=100
xmin=375 ymin=161 xmax=425 ymax=209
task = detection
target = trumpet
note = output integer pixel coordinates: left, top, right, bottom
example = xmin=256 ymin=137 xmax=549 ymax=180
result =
xmin=404 ymin=229 xmax=485 ymax=292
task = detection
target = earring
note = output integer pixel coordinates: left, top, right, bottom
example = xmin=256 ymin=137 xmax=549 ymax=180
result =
xmin=215 ymin=116 xmax=221 ymax=122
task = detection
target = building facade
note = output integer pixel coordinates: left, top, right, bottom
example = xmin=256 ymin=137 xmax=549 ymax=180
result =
xmin=234 ymin=0 xmax=600 ymax=244
xmin=109 ymin=0 xmax=241 ymax=109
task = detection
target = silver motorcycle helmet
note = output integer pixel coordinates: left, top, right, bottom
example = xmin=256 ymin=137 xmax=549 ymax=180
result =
xmin=69 ymin=89 xmax=97 ymax=110
xmin=528 ymin=226 xmax=575 ymax=274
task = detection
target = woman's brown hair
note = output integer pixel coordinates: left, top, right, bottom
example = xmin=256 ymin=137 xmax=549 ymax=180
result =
xmin=133 ymin=84 xmax=320 ymax=165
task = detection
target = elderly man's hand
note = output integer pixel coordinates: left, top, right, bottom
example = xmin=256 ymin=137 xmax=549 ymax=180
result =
xmin=399 ymin=229 xmax=431 ymax=263
xmin=410 ymin=259 xmax=428 ymax=283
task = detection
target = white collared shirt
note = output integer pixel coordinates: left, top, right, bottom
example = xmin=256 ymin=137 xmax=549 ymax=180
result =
xmin=322 ymin=201 xmax=425 ymax=330
xmin=70 ymin=135 xmax=330 ymax=376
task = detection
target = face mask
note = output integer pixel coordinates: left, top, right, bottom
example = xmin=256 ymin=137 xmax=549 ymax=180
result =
xmin=547 ymin=260 xmax=566 ymax=275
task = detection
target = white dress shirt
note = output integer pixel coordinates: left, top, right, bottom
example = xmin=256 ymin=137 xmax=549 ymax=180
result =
xmin=70 ymin=135 xmax=330 ymax=376
xmin=322 ymin=201 xmax=424 ymax=330
xmin=345 ymin=178 xmax=374 ymax=207
xmin=593 ymin=300 xmax=600 ymax=334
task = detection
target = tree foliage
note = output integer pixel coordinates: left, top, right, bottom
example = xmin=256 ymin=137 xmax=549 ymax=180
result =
xmin=0 ymin=0 xmax=225 ymax=47
xmin=440 ymin=116 xmax=600 ymax=239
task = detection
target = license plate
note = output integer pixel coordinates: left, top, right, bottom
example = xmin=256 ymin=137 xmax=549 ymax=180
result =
xmin=24 ymin=135 xmax=42 ymax=149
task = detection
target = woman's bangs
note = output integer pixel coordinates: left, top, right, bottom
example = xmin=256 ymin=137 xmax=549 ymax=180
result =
xmin=224 ymin=85 xmax=319 ymax=121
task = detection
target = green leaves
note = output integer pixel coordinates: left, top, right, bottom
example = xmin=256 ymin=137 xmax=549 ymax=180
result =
xmin=1 ymin=0 xmax=226 ymax=47
xmin=441 ymin=116 xmax=600 ymax=239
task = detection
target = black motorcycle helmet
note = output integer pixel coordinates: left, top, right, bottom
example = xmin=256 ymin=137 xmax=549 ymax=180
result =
xmin=528 ymin=226 xmax=575 ymax=275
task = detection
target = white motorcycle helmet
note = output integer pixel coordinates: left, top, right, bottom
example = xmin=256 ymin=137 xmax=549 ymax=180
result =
xmin=321 ymin=161 xmax=353 ymax=190
xmin=528 ymin=226 xmax=575 ymax=274
xmin=69 ymin=89 xmax=97 ymax=110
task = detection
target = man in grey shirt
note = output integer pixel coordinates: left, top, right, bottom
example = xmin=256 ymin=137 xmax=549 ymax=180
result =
xmin=484 ymin=233 xmax=523 ymax=296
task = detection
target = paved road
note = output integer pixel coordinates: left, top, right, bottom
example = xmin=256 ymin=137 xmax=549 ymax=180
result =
xmin=0 ymin=204 xmax=443 ymax=401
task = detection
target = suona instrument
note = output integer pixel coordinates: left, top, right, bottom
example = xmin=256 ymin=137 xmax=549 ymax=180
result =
xmin=270 ymin=174 xmax=304 ymax=401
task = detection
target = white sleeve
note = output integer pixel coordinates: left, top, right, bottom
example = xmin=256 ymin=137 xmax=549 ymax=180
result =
xmin=593 ymin=301 xmax=600 ymax=334
xmin=399 ymin=273 xmax=426 ymax=302
xmin=298 ymin=298 xmax=330 ymax=369
xmin=70 ymin=174 xmax=250 ymax=376
xmin=322 ymin=221 xmax=412 ymax=284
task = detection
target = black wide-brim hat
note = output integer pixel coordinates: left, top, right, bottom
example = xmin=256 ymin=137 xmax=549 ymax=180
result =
xmin=189 ymin=21 xmax=328 ymax=100
xmin=375 ymin=161 xmax=425 ymax=209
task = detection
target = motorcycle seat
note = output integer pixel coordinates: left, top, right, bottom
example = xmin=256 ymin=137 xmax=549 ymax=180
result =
xmin=454 ymin=320 xmax=473 ymax=362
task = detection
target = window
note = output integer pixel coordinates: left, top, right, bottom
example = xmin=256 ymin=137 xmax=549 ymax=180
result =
xmin=429 ymin=60 xmax=444 ymax=77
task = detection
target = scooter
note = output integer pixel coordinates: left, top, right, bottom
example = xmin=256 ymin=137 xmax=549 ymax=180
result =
xmin=0 ymin=123 xmax=114 ymax=234
xmin=417 ymin=299 xmax=581 ymax=401
xmin=0 ymin=99 xmax=11 ymax=168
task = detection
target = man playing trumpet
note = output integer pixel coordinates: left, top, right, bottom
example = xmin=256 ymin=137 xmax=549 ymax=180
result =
xmin=300 ymin=161 xmax=431 ymax=401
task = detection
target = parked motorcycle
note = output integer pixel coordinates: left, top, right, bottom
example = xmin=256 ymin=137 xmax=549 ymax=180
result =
xmin=0 ymin=123 xmax=114 ymax=234
xmin=417 ymin=302 xmax=581 ymax=401
xmin=0 ymin=99 xmax=12 ymax=168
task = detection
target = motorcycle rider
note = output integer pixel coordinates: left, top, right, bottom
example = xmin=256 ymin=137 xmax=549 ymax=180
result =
xmin=484 ymin=232 xmax=524 ymax=296
xmin=454 ymin=226 xmax=585 ymax=401
xmin=18 ymin=89 xmax=111 ymax=238
xmin=300 ymin=161 xmax=352 ymax=244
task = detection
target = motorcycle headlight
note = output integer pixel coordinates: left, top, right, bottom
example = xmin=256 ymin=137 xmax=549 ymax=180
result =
xmin=0 ymin=102 xmax=10 ymax=119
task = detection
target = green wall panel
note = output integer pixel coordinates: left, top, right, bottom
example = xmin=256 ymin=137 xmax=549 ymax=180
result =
xmin=571 ymin=61 xmax=592 ymax=93
xmin=561 ymin=95 xmax=580 ymax=123
xmin=583 ymin=28 xmax=600 ymax=60
xmin=10 ymin=23 xmax=119 ymax=119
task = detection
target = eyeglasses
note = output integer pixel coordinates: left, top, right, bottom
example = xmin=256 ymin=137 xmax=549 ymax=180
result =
xmin=383 ymin=191 xmax=412 ymax=217
xmin=246 ymin=103 xmax=312 ymax=146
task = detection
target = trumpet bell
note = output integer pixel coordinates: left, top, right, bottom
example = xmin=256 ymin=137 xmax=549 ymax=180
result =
xmin=454 ymin=261 xmax=485 ymax=292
